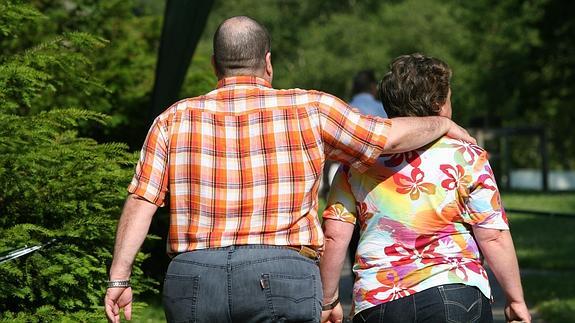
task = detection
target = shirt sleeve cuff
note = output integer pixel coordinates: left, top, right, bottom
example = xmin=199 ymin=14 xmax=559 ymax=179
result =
xmin=471 ymin=211 xmax=509 ymax=230
xmin=127 ymin=181 xmax=165 ymax=207
xmin=351 ymin=118 xmax=392 ymax=173
xmin=322 ymin=203 xmax=357 ymax=225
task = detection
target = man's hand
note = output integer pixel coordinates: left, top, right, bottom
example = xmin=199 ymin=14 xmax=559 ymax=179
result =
xmin=105 ymin=195 xmax=156 ymax=322
xmin=505 ymin=301 xmax=531 ymax=323
xmin=446 ymin=120 xmax=476 ymax=145
xmin=105 ymin=287 xmax=133 ymax=323
xmin=321 ymin=303 xmax=344 ymax=323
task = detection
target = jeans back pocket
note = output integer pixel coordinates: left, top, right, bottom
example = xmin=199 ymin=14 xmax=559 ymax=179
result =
xmin=439 ymin=284 xmax=483 ymax=323
xmin=163 ymin=274 xmax=200 ymax=323
xmin=260 ymin=273 xmax=319 ymax=322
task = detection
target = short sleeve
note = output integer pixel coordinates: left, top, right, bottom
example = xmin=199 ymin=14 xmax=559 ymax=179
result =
xmin=322 ymin=165 xmax=357 ymax=225
xmin=127 ymin=118 xmax=169 ymax=207
xmin=318 ymin=92 xmax=391 ymax=173
xmin=465 ymin=151 xmax=509 ymax=230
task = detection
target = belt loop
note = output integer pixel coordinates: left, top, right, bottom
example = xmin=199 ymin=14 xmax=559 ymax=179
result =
xmin=286 ymin=245 xmax=320 ymax=262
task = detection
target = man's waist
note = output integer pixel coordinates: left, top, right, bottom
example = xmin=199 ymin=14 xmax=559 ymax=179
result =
xmin=170 ymin=244 xmax=321 ymax=262
xmin=166 ymin=230 xmax=324 ymax=255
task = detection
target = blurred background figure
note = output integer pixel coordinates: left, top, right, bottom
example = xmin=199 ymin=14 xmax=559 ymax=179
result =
xmin=322 ymin=69 xmax=389 ymax=197
xmin=349 ymin=69 xmax=387 ymax=118
xmin=347 ymin=69 xmax=389 ymax=284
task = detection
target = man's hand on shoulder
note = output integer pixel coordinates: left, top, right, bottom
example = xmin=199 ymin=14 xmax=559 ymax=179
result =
xmin=446 ymin=119 xmax=476 ymax=145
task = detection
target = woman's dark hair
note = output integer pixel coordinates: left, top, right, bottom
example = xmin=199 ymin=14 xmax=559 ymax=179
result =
xmin=379 ymin=53 xmax=451 ymax=118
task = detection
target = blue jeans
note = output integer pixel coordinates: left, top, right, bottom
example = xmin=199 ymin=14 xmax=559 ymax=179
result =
xmin=353 ymin=284 xmax=493 ymax=323
xmin=162 ymin=245 xmax=322 ymax=323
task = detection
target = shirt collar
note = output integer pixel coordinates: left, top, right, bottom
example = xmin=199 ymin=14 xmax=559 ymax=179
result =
xmin=216 ymin=76 xmax=272 ymax=89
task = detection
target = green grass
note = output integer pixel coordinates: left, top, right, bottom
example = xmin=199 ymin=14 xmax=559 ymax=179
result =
xmin=507 ymin=213 xmax=575 ymax=270
xmin=537 ymin=298 xmax=575 ymax=323
xmin=501 ymin=192 xmax=575 ymax=322
xmin=502 ymin=191 xmax=575 ymax=214
xmin=521 ymin=272 xmax=575 ymax=304
xmin=130 ymin=299 xmax=165 ymax=323
xmin=501 ymin=192 xmax=575 ymax=270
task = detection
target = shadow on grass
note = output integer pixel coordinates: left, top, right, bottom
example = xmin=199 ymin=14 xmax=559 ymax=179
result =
xmin=509 ymin=213 xmax=575 ymax=270
xmin=507 ymin=210 xmax=575 ymax=322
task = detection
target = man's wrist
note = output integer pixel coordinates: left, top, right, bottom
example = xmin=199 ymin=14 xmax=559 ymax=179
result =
xmin=322 ymin=295 xmax=340 ymax=311
xmin=109 ymin=264 xmax=132 ymax=281
xmin=437 ymin=116 xmax=451 ymax=134
xmin=106 ymin=279 xmax=131 ymax=288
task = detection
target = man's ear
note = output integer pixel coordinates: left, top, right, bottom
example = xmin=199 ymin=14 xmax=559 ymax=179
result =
xmin=265 ymin=52 xmax=273 ymax=79
xmin=211 ymin=55 xmax=219 ymax=78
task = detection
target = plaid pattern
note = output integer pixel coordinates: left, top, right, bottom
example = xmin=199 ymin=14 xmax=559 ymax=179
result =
xmin=128 ymin=76 xmax=391 ymax=254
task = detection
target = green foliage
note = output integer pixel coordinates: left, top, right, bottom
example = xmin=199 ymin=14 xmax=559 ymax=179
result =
xmin=0 ymin=1 xmax=156 ymax=320
xmin=0 ymin=1 xmax=43 ymax=37
xmin=538 ymin=298 xmax=575 ymax=323
xmin=5 ymin=0 xmax=165 ymax=148
xmin=205 ymin=0 xmax=575 ymax=169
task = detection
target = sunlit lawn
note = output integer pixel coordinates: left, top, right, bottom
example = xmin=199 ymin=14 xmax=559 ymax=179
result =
xmin=502 ymin=191 xmax=575 ymax=214
xmin=501 ymin=191 xmax=575 ymax=322
xmin=501 ymin=191 xmax=575 ymax=270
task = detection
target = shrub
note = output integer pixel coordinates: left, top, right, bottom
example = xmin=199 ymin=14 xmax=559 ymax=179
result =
xmin=0 ymin=2 xmax=156 ymax=321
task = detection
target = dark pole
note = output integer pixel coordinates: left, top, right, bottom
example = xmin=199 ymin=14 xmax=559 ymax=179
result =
xmin=149 ymin=0 xmax=215 ymax=121
xmin=540 ymin=128 xmax=549 ymax=191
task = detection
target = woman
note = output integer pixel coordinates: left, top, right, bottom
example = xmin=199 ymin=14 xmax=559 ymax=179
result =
xmin=319 ymin=54 xmax=530 ymax=323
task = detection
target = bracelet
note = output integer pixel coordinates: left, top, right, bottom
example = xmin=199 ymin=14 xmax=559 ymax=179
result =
xmin=321 ymin=296 xmax=340 ymax=311
xmin=107 ymin=280 xmax=131 ymax=288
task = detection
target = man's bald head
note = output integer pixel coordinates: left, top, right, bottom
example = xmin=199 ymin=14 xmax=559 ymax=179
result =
xmin=213 ymin=16 xmax=271 ymax=78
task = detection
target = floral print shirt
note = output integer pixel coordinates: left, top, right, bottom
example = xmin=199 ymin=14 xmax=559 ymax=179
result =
xmin=323 ymin=137 xmax=509 ymax=315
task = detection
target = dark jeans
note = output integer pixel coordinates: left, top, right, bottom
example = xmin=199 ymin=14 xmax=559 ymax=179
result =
xmin=162 ymin=245 xmax=322 ymax=323
xmin=353 ymin=284 xmax=493 ymax=323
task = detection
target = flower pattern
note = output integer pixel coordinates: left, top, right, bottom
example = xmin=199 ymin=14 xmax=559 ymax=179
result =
xmin=384 ymin=235 xmax=441 ymax=267
xmin=393 ymin=167 xmax=436 ymax=200
xmin=323 ymin=137 xmax=509 ymax=315
xmin=383 ymin=151 xmax=421 ymax=168
xmin=323 ymin=203 xmax=356 ymax=224
xmin=476 ymin=164 xmax=497 ymax=191
xmin=356 ymin=201 xmax=375 ymax=231
xmin=452 ymin=141 xmax=484 ymax=164
xmin=440 ymin=164 xmax=471 ymax=191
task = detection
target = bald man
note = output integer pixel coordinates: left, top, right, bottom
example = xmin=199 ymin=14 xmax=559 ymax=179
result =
xmin=105 ymin=16 xmax=475 ymax=323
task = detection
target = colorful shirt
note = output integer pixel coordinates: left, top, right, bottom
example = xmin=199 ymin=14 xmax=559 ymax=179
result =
xmin=323 ymin=137 xmax=508 ymax=315
xmin=128 ymin=76 xmax=391 ymax=254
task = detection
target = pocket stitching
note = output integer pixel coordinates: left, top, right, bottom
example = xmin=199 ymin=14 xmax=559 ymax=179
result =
xmin=439 ymin=285 xmax=482 ymax=323
xmin=261 ymin=273 xmax=317 ymax=322
xmin=163 ymin=275 xmax=199 ymax=322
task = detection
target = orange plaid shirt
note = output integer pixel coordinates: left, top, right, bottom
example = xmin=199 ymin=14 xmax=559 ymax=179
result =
xmin=128 ymin=76 xmax=391 ymax=254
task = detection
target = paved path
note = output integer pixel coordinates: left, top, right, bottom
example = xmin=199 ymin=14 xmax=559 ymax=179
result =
xmin=336 ymin=256 xmax=541 ymax=322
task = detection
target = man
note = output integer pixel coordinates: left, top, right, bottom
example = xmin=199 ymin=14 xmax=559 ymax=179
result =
xmin=104 ymin=16 xmax=474 ymax=323
xmin=349 ymin=69 xmax=387 ymax=118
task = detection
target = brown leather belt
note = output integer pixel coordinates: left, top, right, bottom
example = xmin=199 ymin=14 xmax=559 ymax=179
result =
xmin=285 ymin=245 xmax=320 ymax=261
